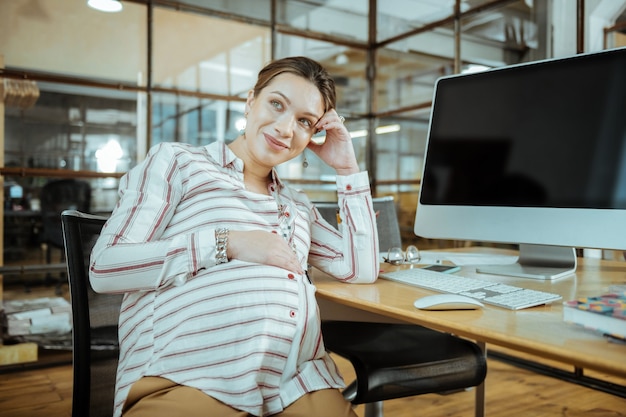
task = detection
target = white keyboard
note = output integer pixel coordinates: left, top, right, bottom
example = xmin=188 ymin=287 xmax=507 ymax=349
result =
xmin=381 ymin=267 xmax=562 ymax=310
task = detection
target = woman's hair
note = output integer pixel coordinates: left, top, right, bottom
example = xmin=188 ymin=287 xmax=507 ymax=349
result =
xmin=253 ymin=56 xmax=336 ymax=112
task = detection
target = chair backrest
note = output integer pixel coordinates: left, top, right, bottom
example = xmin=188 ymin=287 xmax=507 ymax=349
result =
xmin=42 ymin=179 xmax=92 ymax=249
xmin=372 ymin=196 xmax=403 ymax=250
xmin=61 ymin=210 xmax=122 ymax=417
xmin=313 ymin=196 xmax=402 ymax=251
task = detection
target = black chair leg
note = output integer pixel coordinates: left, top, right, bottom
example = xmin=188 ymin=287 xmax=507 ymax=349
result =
xmin=364 ymin=401 xmax=383 ymax=417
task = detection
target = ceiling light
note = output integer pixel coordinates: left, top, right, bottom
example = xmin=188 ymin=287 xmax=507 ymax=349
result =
xmin=350 ymin=130 xmax=368 ymax=138
xmin=462 ymin=64 xmax=491 ymax=74
xmin=88 ymin=0 xmax=123 ymax=13
xmin=235 ymin=117 xmax=247 ymax=132
xmin=311 ymin=125 xmax=400 ymax=143
xmin=335 ymin=53 xmax=349 ymax=65
xmin=375 ymin=124 xmax=401 ymax=134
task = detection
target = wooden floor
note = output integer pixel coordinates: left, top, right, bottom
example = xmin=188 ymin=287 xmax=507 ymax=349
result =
xmin=1 ymin=353 xmax=625 ymax=417
xmin=1 ymin=282 xmax=625 ymax=417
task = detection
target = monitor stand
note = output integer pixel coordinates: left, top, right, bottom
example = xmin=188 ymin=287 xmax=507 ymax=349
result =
xmin=475 ymin=244 xmax=577 ymax=280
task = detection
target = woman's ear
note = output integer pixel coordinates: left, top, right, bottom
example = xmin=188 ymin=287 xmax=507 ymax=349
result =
xmin=245 ymin=89 xmax=255 ymax=113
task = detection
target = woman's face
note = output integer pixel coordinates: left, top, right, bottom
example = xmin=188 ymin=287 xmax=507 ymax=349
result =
xmin=244 ymin=72 xmax=325 ymax=169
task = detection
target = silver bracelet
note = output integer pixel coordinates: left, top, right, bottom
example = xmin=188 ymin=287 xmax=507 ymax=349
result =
xmin=215 ymin=227 xmax=229 ymax=264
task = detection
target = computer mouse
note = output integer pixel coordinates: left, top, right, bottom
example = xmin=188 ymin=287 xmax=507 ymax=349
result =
xmin=413 ymin=294 xmax=484 ymax=310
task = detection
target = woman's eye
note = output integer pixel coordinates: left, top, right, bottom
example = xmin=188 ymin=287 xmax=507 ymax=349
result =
xmin=271 ymin=100 xmax=283 ymax=110
xmin=300 ymin=119 xmax=312 ymax=128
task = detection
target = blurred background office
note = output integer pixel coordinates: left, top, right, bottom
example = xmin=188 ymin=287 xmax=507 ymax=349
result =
xmin=0 ymin=0 xmax=625 ymax=284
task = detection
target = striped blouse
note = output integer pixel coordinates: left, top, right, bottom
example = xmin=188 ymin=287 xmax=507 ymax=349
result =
xmin=89 ymin=141 xmax=379 ymax=417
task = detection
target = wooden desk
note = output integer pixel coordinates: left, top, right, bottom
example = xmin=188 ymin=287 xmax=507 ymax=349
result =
xmin=313 ymin=248 xmax=626 ymax=379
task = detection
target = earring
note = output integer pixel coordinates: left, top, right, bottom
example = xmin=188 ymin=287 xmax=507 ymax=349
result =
xmin=302 ymin=155 xmax=308 ymax=168
xmin=240 ymin=112 xmax=248 ymax=138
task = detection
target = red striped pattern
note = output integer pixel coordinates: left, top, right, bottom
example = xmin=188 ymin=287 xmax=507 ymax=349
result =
xmin=90 ymin=142 xmax=378 ymax=416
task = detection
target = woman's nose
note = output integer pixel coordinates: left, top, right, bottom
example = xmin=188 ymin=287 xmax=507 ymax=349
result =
xmin=275 ymin=114 xmax=295 ymax=137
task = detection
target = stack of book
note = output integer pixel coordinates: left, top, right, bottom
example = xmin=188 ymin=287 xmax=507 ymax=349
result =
xmin=2 ymin=297 xmax=71 ymax=338
xmin=563 ymin=292 xmax=626 ymax=342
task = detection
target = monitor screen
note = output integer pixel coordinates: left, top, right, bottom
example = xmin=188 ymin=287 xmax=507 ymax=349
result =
xmin=414 ymin=47 xmax=626 ymax=279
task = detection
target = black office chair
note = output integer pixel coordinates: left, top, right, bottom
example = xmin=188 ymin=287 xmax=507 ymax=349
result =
xmin=41 ymin=179 xmax=91 ymax=292
xmin=321 ymin=322 xmax=486 ymax=416
xmin=313 ymin=197 xmax=487 ymax=417
xmin=61 ymin=210 xmax=122 ymax=417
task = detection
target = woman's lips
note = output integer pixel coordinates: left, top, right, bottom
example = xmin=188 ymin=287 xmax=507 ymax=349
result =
xmin=264 ymin=133 xmax=290 ymax=151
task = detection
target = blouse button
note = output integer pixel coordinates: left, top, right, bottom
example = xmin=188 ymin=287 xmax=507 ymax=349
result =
xmin=289 ymin=310 xmax=296 ymax=318
xmin=287 ymin=273 xmax=295 ymax=280
xmin=346 ymin=184 xmax=352 ymax=191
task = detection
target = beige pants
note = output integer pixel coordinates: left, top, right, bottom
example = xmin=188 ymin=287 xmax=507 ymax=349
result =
xmin=123 ymin=376 xmax=358 ymax=417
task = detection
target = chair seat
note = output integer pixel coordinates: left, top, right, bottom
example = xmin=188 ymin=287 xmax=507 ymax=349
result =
xmin=322 ymin=321 xmax=487 ymax=404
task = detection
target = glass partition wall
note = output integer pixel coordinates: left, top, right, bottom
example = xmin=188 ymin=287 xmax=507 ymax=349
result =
xmin=1 ymin=0 xmax=625 ymax=274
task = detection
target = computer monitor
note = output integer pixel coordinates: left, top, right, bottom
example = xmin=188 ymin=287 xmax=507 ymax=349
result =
xmin=414 ymin=47 xmax=626 ymax=280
